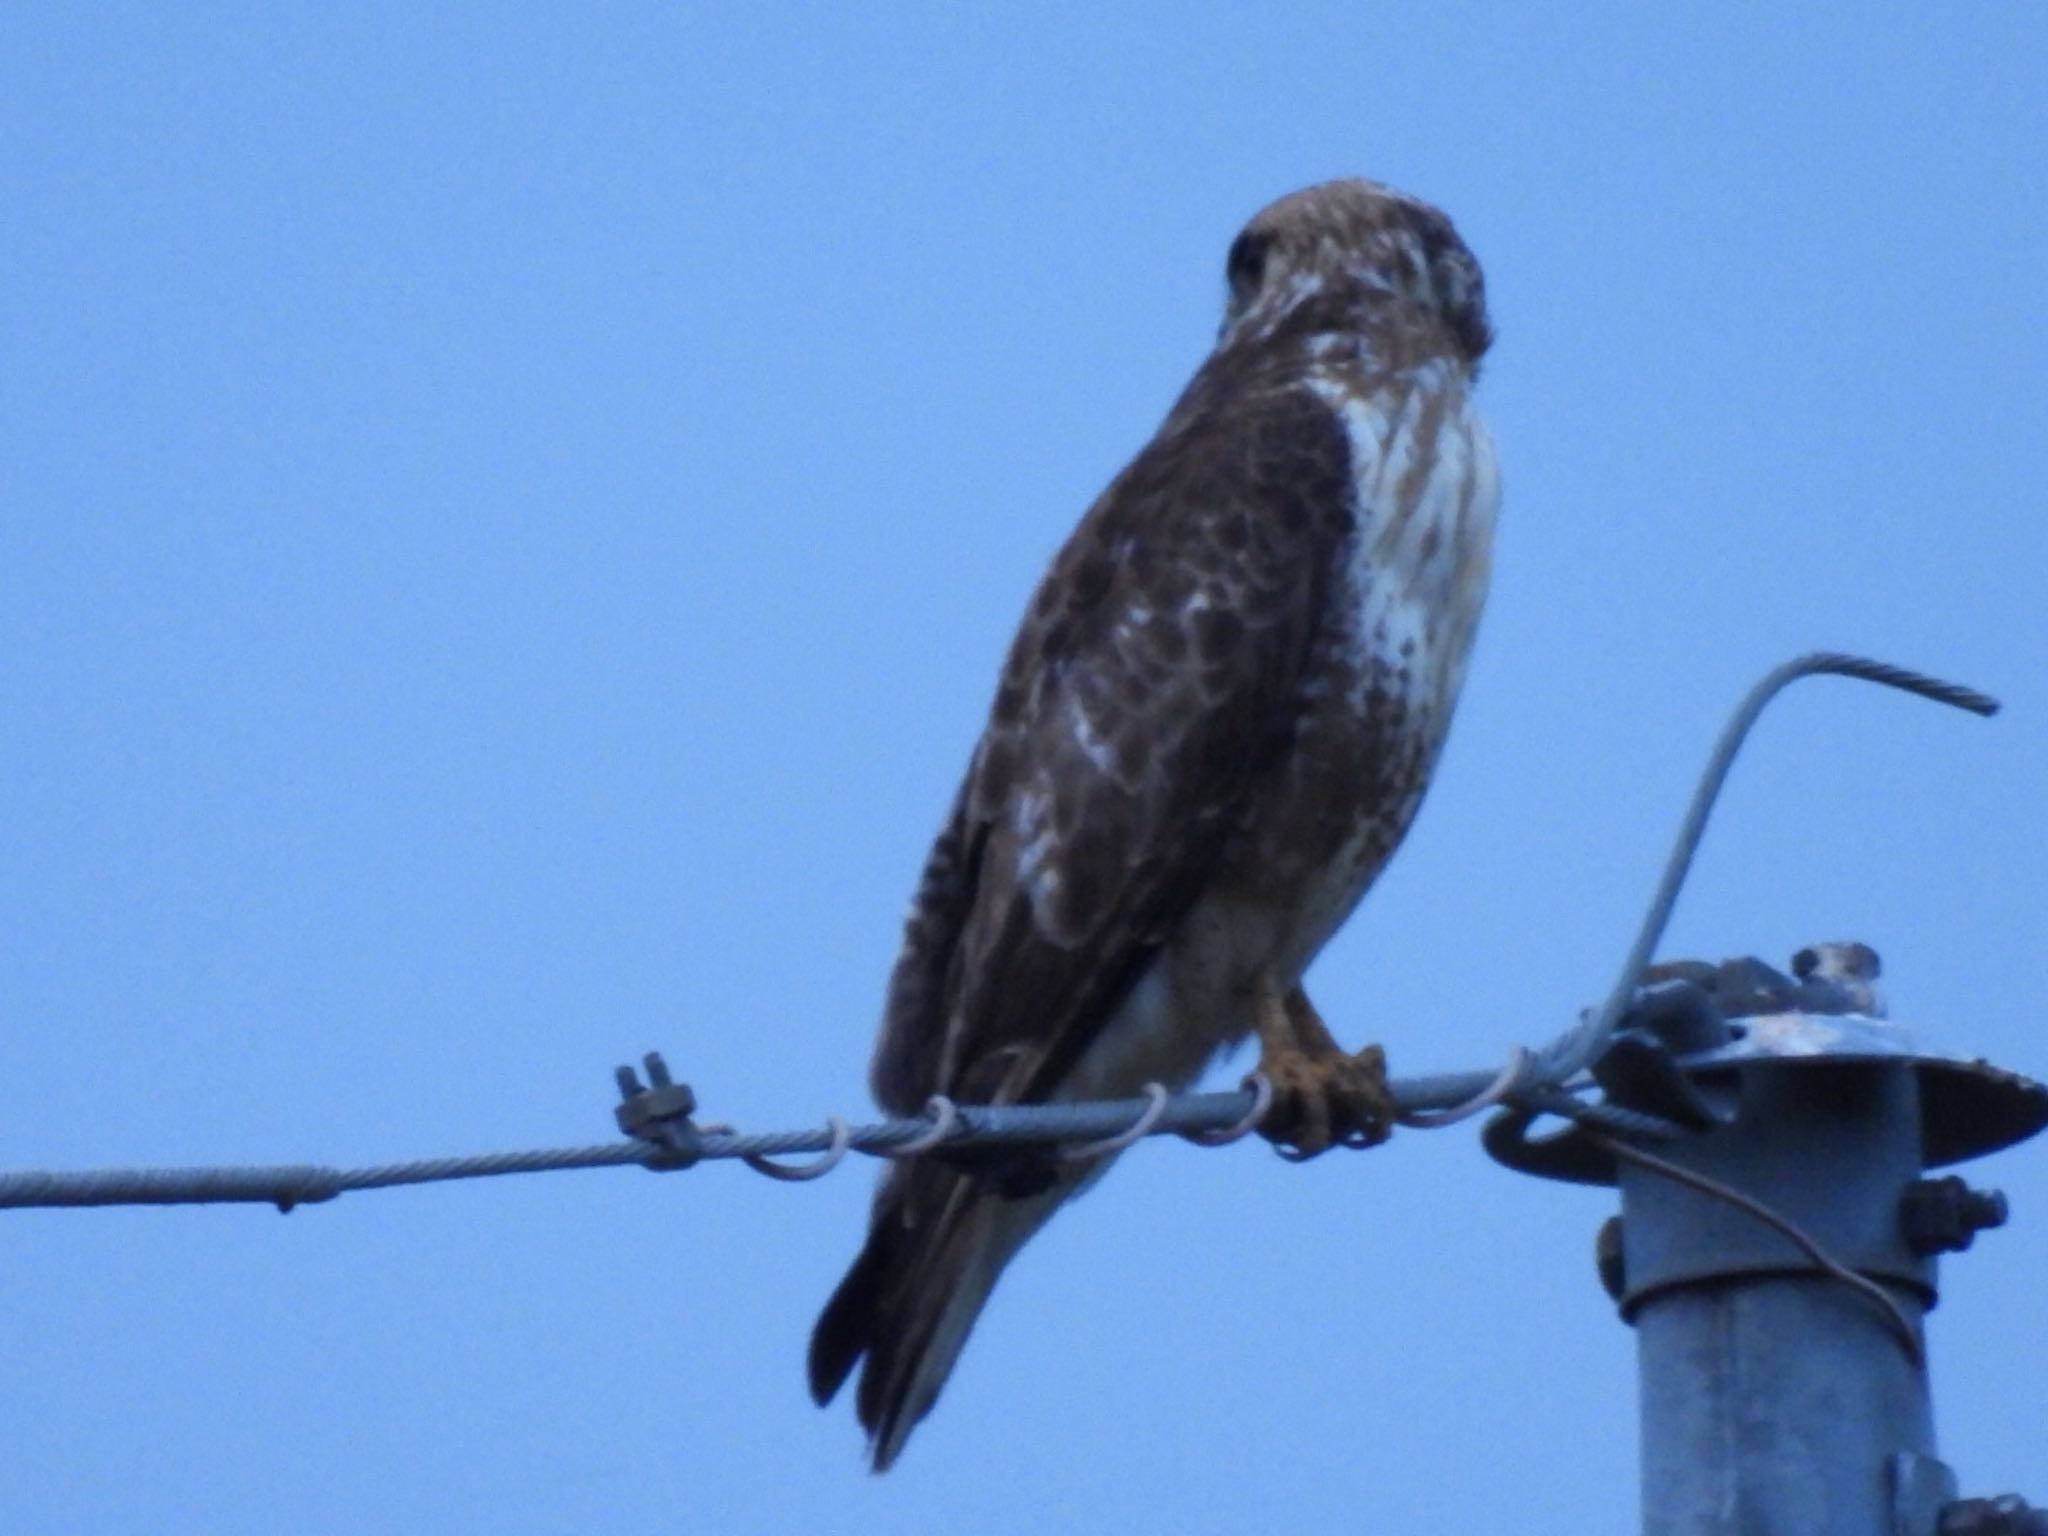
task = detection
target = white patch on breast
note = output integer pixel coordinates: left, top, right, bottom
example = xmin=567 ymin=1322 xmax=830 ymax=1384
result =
xmin=1307 ymin=361 xmax=1500 ymax=715
xmin=1231 ymin=359 xmax=1500 ymax=977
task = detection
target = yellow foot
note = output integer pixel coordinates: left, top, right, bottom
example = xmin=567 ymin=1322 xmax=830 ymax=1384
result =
xmin=1250 ymin=973 xmax=1396 ymax=1159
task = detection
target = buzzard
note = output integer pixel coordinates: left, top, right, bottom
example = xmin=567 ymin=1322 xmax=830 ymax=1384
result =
xmin=810 ymin=178 xmax=1499 ymax=1469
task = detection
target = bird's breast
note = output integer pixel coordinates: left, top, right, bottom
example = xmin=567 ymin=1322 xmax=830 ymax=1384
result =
xmin=1316 ymin=359 xmax=1498 ymax=717
xmin=1191 ymin=362 xmax=1500 ymax=994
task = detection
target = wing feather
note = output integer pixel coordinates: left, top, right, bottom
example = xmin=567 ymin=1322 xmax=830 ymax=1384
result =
xmin=870 ymin=375 xmax=1355 ymax=1112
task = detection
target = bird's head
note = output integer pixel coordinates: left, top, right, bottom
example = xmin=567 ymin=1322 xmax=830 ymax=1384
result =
xmin=1218 ymin=178 xmax=1493 ymax=373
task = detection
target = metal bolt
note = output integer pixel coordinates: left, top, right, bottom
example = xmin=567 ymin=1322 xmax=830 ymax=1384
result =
xmin=1900 ymin=1174 xmax=2010 ymax=1256
xmin=1595 ymin=1215 xmax=1626 ymax=1302
xmin=1940 ymin=1494 xmax=2048 ymax=1535
xmin=613 ymin=1051 xmax=701 ymax=1164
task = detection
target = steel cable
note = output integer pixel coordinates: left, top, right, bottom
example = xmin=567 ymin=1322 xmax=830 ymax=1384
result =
xmin=0 ymin=651 xmax=1996 ymax=1214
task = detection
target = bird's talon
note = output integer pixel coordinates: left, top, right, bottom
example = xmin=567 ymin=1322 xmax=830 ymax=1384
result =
xmin=1252 ymin=1030 xmax=1394 ymax=1157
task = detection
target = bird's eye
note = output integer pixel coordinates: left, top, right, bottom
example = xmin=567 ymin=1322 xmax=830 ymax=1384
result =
xmin=1226 ymin=232 xmax=1270 ymax=293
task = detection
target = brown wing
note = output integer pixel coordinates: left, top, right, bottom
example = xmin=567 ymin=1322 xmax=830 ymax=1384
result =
xmin=870 ymin=374 xmax=1354 ymax=1114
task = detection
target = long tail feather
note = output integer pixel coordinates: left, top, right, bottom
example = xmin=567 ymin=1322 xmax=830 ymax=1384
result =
xmin=809 ymin=1163 xmax=1061 ymax=1471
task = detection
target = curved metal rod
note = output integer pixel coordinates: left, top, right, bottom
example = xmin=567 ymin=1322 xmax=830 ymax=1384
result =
xmin=1060 ymin=1083 xmax=1170 ymax=1162
xmin=740 ymin=1116 xmax=852 ymax=1181
xmin=1594 ymin=1133 xmax=1924 ymax=1365
xmin=1399 ymin=1047 xmax=1530 ymax=1129
xmin=878 ymin=1096 xmax=961 ymax=1158
xmin=1181 ymin=1074 xmax=1274 ymax=1146
xmin=1531 ymin=652 xmax=1997 ymax=1090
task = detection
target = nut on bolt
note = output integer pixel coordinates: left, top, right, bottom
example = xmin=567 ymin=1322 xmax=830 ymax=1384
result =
xmin=1900 ymin=1175 xmax=2010 ymax=1257
xmin=614 ymin=1051 xmax=703 ymax=1165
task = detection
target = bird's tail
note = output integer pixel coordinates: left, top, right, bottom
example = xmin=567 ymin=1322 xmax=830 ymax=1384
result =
xmin=809 ymin=1160 xmax=1065 ymax=1471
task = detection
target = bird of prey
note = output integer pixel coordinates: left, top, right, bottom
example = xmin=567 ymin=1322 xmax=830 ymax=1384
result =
xmin=809 ymin=178 xmax=1499 ymax=1469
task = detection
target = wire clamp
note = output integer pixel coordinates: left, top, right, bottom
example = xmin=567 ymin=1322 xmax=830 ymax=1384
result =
xmin=614 ymin=1052 xmax=704 ymax=1170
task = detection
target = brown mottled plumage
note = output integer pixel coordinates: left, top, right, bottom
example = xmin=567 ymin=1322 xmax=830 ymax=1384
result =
xmin=810 ymin=179 xmax=1500 ymax=1469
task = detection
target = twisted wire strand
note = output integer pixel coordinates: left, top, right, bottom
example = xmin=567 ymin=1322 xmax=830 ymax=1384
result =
xmin=0 ymin=1089 xmax=1267 ymax=1210
xmin=0 ymin=1045 xmax=1688 ymax=1213
xmin=0 ymin=651 xmax=1996 ymax=1216
xmin=0 ymin=1061 xmax=1551 ymax=1212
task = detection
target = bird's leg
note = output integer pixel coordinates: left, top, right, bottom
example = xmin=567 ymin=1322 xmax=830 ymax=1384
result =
xmin=1250 ymin=970 xmax=1396 ymax=1158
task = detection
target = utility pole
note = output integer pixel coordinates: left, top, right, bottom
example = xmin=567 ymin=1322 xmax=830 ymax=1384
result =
xmin=1488 ymin=943 xmax=2047 ymax=1536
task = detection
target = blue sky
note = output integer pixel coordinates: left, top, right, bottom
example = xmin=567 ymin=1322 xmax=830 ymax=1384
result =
xmin=2 ymin=5 xmax=2043 ymax=1531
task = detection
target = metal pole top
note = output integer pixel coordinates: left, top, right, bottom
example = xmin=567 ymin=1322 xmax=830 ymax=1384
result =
xmin=1482 ymin=942 xmax=2048 ymax=1536
xmin=1484 ymin=942 xmax=2048 ymax=1189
